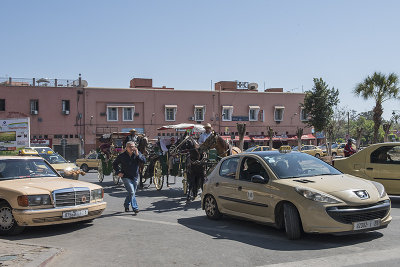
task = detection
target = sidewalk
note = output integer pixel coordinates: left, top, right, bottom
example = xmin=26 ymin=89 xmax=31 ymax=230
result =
xmin=0 ymin=240 xmax=62 ymax=267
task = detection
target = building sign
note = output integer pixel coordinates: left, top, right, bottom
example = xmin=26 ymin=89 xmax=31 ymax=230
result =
xmin=30 ymin=138 xmax=51 ymax=146
xmin=232 ymin=116 xmax=249 ymax=121
xmin=0 ymin=118 xmax=30 ymax=155
xmin=236 ymin=81 xmax=249 ymax=90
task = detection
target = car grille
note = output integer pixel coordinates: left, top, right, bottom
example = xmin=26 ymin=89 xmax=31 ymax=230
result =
xmin=53 ymin=187 xmax=91 ymax=207
xmin=326 ymin=200 xmax=390 ymax=224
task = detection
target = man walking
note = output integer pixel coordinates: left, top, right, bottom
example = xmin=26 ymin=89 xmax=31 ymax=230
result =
xmin=113 ymin=141 xmax=146 ymax=213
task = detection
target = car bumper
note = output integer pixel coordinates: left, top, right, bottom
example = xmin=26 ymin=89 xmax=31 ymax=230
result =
xmin=298 ymin=199 xmax=392 ymax=234
xmin=12 ymin=201 xmax=107 ymax=226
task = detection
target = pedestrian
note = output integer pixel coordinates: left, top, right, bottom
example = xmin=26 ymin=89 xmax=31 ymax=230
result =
xmin=123 ymin=129 xmax=138 ymax=148
xmin=113 ymin=141 xmax=146 ymax=213
xmin=344 ymin=139 xmax=356 ymax=157
xmin=198 ymin=123 xmax=212 ymax=144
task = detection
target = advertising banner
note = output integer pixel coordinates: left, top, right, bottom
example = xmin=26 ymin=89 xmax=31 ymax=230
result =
xmin=0 ymin=118 xmax=30 ymax=155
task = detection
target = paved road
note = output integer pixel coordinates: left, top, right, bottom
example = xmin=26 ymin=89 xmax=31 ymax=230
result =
xmin=3 ymin=172 xmax=400 ymax=267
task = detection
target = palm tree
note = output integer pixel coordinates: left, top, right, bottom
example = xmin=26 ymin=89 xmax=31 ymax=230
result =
xmin=354 ymin=72 xmax=400 ymax=143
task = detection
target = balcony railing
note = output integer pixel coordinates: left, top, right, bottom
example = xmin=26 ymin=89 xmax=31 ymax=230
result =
xmin=0 ymin=77 xmax=83 ymax=87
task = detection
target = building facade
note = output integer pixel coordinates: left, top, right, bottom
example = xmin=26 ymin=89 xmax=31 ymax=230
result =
xmin=1 ymin=77 xmax=313 ymax=161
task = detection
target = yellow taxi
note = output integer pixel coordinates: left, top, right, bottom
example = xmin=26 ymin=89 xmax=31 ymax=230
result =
xmin=76 ymin=151 xmax=101 ymax=172
xmin=245 ymin=146 xmax=275 ymax=152
xmin=294 ymin=145 xmax=324 ymax=158
xmin=333 ymin=142 xmax=400 ymax=195
xmin=201 ymin=146 xmax=391 ymax=239
xmin=0 ymin=156 xmax=106 ymax=235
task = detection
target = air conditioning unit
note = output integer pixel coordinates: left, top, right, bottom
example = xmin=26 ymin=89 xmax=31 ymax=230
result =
xmin=188 ymin=116 xmax=194 ymax=121
xmin=31 ymin=110 xmax=38 ymax=115
xmin=63 ymin=110 xmax=70 ymax=115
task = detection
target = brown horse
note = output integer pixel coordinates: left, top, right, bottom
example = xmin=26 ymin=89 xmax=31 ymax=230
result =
xmin=199 ymin=131 xmax=241 ymax=157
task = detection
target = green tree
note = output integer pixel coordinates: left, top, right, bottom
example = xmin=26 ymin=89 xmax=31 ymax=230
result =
xmin=354 ymin=72 xmax=400 ymax=143
xmin=302 ymin=78 xmax=339 ymax=151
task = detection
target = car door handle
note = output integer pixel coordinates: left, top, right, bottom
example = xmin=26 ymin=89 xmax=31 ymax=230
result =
xmin=238 ymin=186 xmax=242 ymax=191
xmin=366 ymin=168 xmax=373 ymax=170
xmin=215 ymin=182 xmax=219 ymax=187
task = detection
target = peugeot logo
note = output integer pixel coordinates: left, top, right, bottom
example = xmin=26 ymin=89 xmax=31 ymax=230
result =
xmin=354 ymin=190 xmax=369 ymax=200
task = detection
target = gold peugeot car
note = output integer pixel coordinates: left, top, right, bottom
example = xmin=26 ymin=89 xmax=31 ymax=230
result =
xmin=333 ymin=142 xmax=400 ymax=195
xmin=201 ymin=147 xmax=391 ymax=239
xmin=0 ymin=156 xmax=106 ymax=235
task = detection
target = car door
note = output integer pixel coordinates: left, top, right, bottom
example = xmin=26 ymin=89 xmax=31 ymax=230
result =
xmin=86 ymin=153 xmax=99 ymax=169
xmin=232 ymin=156 xmax=273 ymax=221
xmin=212 ymin=157 xmax=241 ymax=212
xmin=364 ymin=145 xmax=400 ymax=195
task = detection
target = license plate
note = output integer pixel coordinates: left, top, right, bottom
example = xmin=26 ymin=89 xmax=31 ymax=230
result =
xmin=62 ymin=209 xmax=89 ymax=219
xmin=353 ymin=219 xmax=381 ymax=230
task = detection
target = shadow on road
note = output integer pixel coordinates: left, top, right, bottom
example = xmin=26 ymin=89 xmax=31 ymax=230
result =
xmin=177 ymin=215 xmax=384 ymax=251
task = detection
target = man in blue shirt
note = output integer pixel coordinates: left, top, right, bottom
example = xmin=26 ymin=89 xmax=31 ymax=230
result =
xmin=198 ymin=123 xmax=212 ymax=145
xmin=113 ymin=141 xmax=146 ymax=213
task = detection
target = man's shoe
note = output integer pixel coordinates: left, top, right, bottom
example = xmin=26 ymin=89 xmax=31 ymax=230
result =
xmin=133 ymin=209 xmax=139 ymax=214
xmin=125 ymin=207 xmax=129 ymax=212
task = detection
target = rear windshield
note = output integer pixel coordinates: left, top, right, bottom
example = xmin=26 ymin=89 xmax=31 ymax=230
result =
xmin=40 ymin=153 xmax=67 ymax=164
xmin=0 ymin=159 xmax=59 ymax=180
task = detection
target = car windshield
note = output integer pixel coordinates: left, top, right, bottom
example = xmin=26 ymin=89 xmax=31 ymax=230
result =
xmin=261 ymin=152 xmax=341 ymax=179
xmin=0 ymin=158 xmax=59 ymax=180
xmin=40 ymin=153 xmax=67 ymax=164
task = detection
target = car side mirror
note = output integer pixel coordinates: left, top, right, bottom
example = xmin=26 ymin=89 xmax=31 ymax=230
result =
xmin=251 ymin=174 xmax=269 ymax=184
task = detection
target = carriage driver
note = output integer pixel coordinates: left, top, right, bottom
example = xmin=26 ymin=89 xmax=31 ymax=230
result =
xmin=198 ymin=123 xmax=212 ymax=145
xmin=124 ymin=129 xmax=138 ymax=148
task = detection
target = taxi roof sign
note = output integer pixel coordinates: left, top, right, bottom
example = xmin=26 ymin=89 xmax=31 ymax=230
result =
xmin=18 ymin=148 xmax=39 ymax=156
xmin=279 ymin=145 xmax=292 ymax=153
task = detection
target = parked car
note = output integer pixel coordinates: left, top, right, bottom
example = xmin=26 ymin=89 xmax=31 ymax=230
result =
xmin=245 ymin=146 xmax=275 ymax=152
xmin=293 ymin=145 xmax=324 ymax=158
xmin=333 ymin=142 xmax=400 ymax=195
xmin=201 ymin=146 xmax=391 ymax=239
xmin=0 ymin=156 xmax=106 ymax=235
xmin=21 ymin=149 xmax=83 ymax=179
xmin=76 ymin=151 xmax=100 ymax=172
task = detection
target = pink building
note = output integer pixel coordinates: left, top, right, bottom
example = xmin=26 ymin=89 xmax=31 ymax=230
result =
xmin=0 ymin=77 xmax=313 ymax=160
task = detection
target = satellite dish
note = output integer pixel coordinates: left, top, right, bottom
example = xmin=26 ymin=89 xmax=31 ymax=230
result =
xmin=81 ymin=80 xmax=88 ymax=87
xmin=248 ymin=83 xmax=258 ymax=90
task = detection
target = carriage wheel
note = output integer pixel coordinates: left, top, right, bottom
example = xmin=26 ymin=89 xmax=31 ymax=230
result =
xmin=112 ymin=171 xmax=120 ymax=185
xmin=153 ymin=160 xmax=164 ymax=191
xmin=98 ymin=163 xmax=104 ymax=183
xmin=182 ymin=170 xmax=188 ymax=195
xmin=140 ymin=164 xmax=148 ymax=187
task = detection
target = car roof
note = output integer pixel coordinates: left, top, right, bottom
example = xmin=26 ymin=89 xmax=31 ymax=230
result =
xmin=0 ymin=156 xmax=44 ymax=160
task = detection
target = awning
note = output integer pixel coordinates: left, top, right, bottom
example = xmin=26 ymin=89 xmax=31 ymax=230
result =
xmin=222 ymin=105 xmax=233 ymax=109
xmin=249 ymin=105 xmax=260 ymax=109
xmin=301 ymin=133 xmax=315 ymax=140
xmin=274 ymin=106 xmax=285 ymax=109
xmin=157 ymin=123 xmax=205 ymax=132
xmin=165 ymin=105 xmax=177 ymax=108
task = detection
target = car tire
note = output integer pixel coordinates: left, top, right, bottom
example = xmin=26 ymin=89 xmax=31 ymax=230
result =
xmin=0 ymin=202 xmax=25 ymax=235
xmin=80 ymin=164 xmax=89 ymax=173
xmin=315 ymin=153 xmax=320 ymax=158
xmin=283 ymin=203 xmax=302 ymax=240
xmin=204 ymin=195 xmax=222 ymax=220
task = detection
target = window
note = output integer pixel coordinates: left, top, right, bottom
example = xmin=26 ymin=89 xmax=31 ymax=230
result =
xmin=371 ymin=146 xmax=400 ymax=164
xmin=239 ymin=157 xmax=268 ymax=181
xmin=123 ymin=107 xmax=135 ymax=121
xmin=0 ymin=99 xmax=5 ymax=111
xmin=222 ymin=106 xmax=233 ymax=121
xmin=249 ymin=106 xmax=260 ymax=121
xmin=165 ymin=105 xmax=177 ymax=121
xmin=219 ymin=157 xmax=239 ymax=178
xmin=107 ymin=107 xmax=118 ymax=121
xmin=194 ymin=105 xmax=205 ymax=121
xmin=62 ymin=100 xmax=70 ymax=114
xmin=88 ymin=153 xmax=98 ymax=159
xmin=300 ymin=108 xmax=308 ymax=121
xmin=274 ymin=106 xmax=285 ymax=121
xmin=30 ymin=100 xmax=39 ymax=114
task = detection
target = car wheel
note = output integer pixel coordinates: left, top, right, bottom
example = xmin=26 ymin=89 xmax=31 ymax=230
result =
xmin=0 ymin=202 xmax=25 ymax=235
xmin=283 ymin=203 xmax=302 ymax=240
xmin=315 ymin=153 xmax=320 ymax=158
xmin=81 ymin=164 xmax=89 ymax=173
xmin=204 ymin=195 xmax=222 ymax=220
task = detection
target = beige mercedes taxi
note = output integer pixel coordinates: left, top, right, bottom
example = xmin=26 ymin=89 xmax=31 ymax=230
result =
xmin=0 ymin=156 xmax=106 ymax=235
xmin=201 ymin=146 xmax=391 ymax=239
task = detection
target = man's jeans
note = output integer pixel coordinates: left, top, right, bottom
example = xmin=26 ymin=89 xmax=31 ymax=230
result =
xmin=122 ymin=177 xmax=139 ymax=210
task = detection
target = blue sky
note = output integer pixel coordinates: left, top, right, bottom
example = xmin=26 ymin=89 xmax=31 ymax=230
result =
xmin=2 ymin=0 xmax=400 ymax=119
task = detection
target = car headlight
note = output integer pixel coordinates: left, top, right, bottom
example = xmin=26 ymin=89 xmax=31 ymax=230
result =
xmin=295 ymin=187 xmax=342 ymax=204
xmin=17 ymin=195 xmax=52 ymax=207
xmin=371 ymin=181 xmax=387 ymax=198
xmin=91 ymin=188 xmax=104 ymax=201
